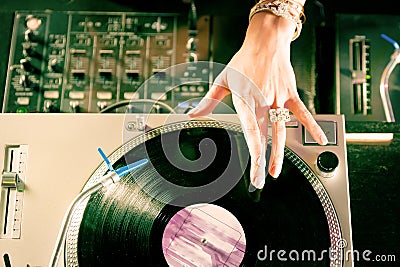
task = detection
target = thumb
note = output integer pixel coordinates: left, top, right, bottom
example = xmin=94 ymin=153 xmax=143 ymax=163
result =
xmin=188 ymin=73 xmax=230 ymax=117
xmin=187 ymin=85 xmax=230 ymax=117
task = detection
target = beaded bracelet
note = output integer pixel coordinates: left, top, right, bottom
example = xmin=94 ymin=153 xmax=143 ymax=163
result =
xmin=249 ymin=0 xmax=306 ymax=41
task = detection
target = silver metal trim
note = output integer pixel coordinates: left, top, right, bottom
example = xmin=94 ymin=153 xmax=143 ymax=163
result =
xmin=379 ymin=49 xmax=400 ymax=122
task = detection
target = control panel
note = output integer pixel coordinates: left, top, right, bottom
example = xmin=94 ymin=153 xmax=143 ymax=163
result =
xmin=349 ymin=35 xmax=372 ymax=116
xmin=336 ymin=14 xmax=400 ymax=121
xmin=3 ymin=11 xmax=211 ymax=113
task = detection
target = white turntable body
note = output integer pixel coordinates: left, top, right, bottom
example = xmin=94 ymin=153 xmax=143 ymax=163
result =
xmin=0 ymin=114 xmax=353 ymax=267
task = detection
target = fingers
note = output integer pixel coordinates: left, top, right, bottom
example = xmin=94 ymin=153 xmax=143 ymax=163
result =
xmin=249 ymin=136 xmax=267 ymax=191
xmin=232 ymin=94 xmax=267 ymax=189
xmin=188 ymin=66 xmax=268 ymax=190
xmin=187 ymin=72 xmax=230 ymax=117
xmin=268 ymin=120 xmax=286 ymax=178
xmin=286 ymin=98 xmax=328 ymax=145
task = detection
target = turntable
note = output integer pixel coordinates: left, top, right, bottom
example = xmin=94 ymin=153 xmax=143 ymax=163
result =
xmin=0 ymin=114 xmax=353 ymax=267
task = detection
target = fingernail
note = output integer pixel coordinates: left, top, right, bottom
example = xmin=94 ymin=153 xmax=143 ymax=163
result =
xmin=187 ymin=108 xmax=196 ymax=115
xmin=270 ymin=165 xmax=282 ymax=178
xmin=248 ymin=183 xmax=257 ymax=192
xmin=251 ymin=176 xmax=265 ymax=189
xmin=320 ymin=134 xmax=328 ymax=146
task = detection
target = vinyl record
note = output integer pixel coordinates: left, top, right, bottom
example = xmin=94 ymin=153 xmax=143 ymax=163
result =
xmin=72 ymin=122 xmax=337 ymax=267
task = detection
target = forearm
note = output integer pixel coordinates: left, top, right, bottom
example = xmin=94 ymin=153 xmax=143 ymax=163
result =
xmin=243 ymin=13 xmax=294 ymax=54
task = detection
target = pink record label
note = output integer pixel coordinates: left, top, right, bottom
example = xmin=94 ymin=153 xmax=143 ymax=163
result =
xmin=162 ymin=204 xmax=246 ymax=266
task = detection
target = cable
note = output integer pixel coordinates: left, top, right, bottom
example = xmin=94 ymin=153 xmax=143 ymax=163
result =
xmin=381 ymin=34 xmax=400 ymax=50
xmin=49 ymin=148 xmax=148 ymax=267
xmin=379 ymin=34 xmax=400 ymax=122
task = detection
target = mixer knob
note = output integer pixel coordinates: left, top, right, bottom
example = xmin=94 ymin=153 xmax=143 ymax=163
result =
xmin=43 ymin=100 xmax=58 ymax=112
xmin=19 ymin=74 xmax=31 ymax=88
xmin=97 ymin=101 xmax=108 ymax=111
xmin=70 ymin=101 xmax=81 ymax=113
xmin=22 ymin=44 xmax=34 ymax=57
xmin=44 ymin=100 xmax=52 ymax=112
xmin=315 ymin=151 xmax=339 ymax=178
xmin=43 ymin=100 xmax=53 ymax=112
xmin=22 ymin=43 xmax=42 ymax=59
xmin=20 ymin=58 xmax=32 ymax=72
xmin=24 ymin=29 xmax=39 ymax=42
xmin=25 ymin=15 xmax=42 ymax=31
xmin=48 ymin=58 xmax=62 ymax=73
xmin=24 ymin=16 xmax=42 ymax=42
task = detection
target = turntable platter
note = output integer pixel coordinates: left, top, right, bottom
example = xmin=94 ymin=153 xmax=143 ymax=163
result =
xmin=68 ymin=122 xmax=337 ymax=266
xmin=70 ymin=122 xmax=338 ymax=266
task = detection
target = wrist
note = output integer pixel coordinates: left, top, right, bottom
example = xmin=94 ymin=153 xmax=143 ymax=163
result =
xmin=249 ymin=0 xmax=305 ymax=41
xmin=242 ymin=12 xmax=294 ymax=53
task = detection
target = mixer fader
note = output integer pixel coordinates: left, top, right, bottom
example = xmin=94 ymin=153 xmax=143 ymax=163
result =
xmin=3 ymin=11 xmax=211 ymax=113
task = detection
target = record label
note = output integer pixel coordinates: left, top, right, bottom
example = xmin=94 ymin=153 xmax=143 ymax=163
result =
xmin=162 ymin=203 xmax=246 ymax=266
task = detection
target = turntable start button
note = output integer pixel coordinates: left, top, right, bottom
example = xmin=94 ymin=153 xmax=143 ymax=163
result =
xmin=304 ymin=121 xmax=337 ymax=145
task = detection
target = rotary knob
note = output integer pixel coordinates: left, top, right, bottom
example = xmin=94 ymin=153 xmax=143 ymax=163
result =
xmin=70 ymin=101 xmax=81 ymax=113
xmin=43 ymin=100 xmax=59 ymax=113
xmin=20 ymin=58 xmax=32 ymax=72
xmin=25 ymin=15 xmax=42 ymax=31
xmin=22 ymin=44 xmax=34 ymax=57
xmin=24 ymin=29 xmax=39 ymax=42
xmin=48 ymin=58 xmax=62 ymax=73
xmin=97 ymin=101 xmax=108 ymax=111
xmin=24 ymin=16 xmax=42 ymax=42
xmin=316 ymin=151 xmax=339 ymax=178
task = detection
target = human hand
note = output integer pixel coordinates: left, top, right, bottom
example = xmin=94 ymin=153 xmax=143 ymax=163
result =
xmin=188 ymin=12 xmax=328 ymax=189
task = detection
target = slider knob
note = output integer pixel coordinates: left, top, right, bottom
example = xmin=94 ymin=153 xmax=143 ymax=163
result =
xmin=1 ymin=172 xmax=24 ymax=192
xmin=316 ymin=151 xmax=339 ymax=178
xmin=1 ymin=172 xmax=18 ymax=188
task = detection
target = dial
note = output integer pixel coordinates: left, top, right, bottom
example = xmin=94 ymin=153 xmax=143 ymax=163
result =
xmin=316 ymin=151 xmax=339 ymax=178
xmin=25 ymin=15 xmax=42 ymax=31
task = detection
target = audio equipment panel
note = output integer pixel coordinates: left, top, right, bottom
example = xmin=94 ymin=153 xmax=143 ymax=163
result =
xmin=3 ymin=11 xmax=211 ymax=113
xmin=336 ymin=14 xmax=400 ymax=121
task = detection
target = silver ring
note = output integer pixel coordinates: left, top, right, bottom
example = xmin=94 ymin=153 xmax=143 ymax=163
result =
xmin=269 ymin=108 xmax=290 ymax=123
